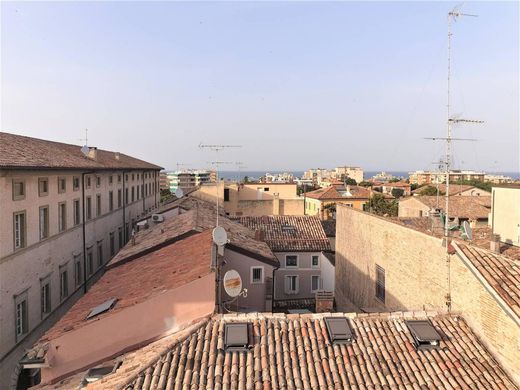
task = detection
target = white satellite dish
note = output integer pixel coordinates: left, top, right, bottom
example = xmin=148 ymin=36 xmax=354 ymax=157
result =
xmin=223 ymin=270 xmax=242 ymax=298
xmin=212 ymin=226 xmax=228 ymax=246
xmin=175 ymin=188 xmax=184 ymax=198
xmin=462 ymin=221 xmax=473 ymax=240
xmin=80 ymin=145 xmax=89 ymax=156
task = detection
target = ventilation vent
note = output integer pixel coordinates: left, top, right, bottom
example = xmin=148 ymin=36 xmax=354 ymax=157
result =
xmin=224 ymin=323 xmax=250 ymax=351
xmin=86 ymin=298 xmax=118 ymax=320
xmin=324 ymin=317 xmax=353 ymax=345
xmin=406 ymin=320 xmax=441 ymax=350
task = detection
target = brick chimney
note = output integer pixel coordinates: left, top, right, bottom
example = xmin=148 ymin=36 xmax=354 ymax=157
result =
xmin=254 ymin=229 xmax=265 ymax=242
xmin=490 ymin=234 xmax=501 ymax=254
xmin=315 ymin=291 xmax=334 ymax=313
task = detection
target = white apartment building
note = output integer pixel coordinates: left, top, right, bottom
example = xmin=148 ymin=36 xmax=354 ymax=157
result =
xmin=0 ymin=132 xmax=161 ymax=389
xmin=166 ymin=170 xmax=215 ymax=193
xmin=303 ymin=166 xmax=364 ymax=185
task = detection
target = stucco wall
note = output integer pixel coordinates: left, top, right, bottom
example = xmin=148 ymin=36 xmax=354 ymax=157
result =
xmin=335 ymin=205 xmax=520 ymax=383
xmin=274 ymin=252 xmax=322 ymax=300
xmin=492 ymin=187 xmax=520 ymax=246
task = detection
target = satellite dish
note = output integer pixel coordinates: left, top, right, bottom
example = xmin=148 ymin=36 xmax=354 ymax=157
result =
xmin=223 ymin=270 xmax=242 ymax=298
xmin=80 ymin=145 xmax=89 ymax=156
xmin=212 ymin=226 xmax=228 ymax=246
xmin=175 ymin=188 xmax=184 ymax=198
xmin=462 ymin=221 xmax=473 ymax=240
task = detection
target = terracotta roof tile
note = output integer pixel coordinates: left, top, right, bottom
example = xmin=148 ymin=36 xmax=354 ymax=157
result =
xmin=0 ymin=132 xmax=162 ymax=170
xmin=235 ymin=215 xmax=331 ymax=252
xmin=412 ymin=184 xmax=490 ymax=196
xmin=69 ymin=312 xmax=517 ymax=390
xmin=413 ymin=196 xmax=491 ymax=220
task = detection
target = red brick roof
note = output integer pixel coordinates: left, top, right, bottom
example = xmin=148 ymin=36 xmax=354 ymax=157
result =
xmin=413 ymin=196 xmax=491 ymax=220
xmin=412 ymin=184 xmax=489 ymax=196
xmin=306 ymin=185 xmax=371 ymax=200
xmin=382 ymin=181 xmax=411 ymax=188
xmin=236 ymin=215 xmax=331 ymax=252
xmin=0 ymin=132 xmax=162 ymax=170
xmin=74 ymin=312 xmax=516 ymax=390
xmin=455 ymin=243 xmax=520 ymax=321
xmin=39 ymin=231 xmax=214 ymax=343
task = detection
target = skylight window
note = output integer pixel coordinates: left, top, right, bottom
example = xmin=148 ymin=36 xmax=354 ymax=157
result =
xmin=224 ymin=323 xmax=250 ymax=351
xmin=86 ymin=298 xmax=118 ymax=320
xmin=324 ymin=317 xmax=353 ymax=345
xmin=281 ymin=224 xmax=296 ymax=233
xmin=406 ymin=320 xmax=441 ymax=350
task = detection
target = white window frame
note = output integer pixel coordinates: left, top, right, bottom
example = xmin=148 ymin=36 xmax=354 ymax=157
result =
xmin=59 ymin=263 xmax=69 ymax=301
xmin=284 ymin=275 xmax=299 ymax=295
xmin=14 ymin=291 xmax=29 ymax=341
xmin=13 ymin=211 xmax=26 ymax=250
xmin=311 ymin=255 xmax=320 ymax=268
xmin=285 ymin=255 xmax=299 ymax=268
xmin=250 ymin=266 xmax=264 ymax=284
xmin=40 ymin=275 xmax=51 ymax=318
xmin=310 ymin=275 xmax=321 ymax=293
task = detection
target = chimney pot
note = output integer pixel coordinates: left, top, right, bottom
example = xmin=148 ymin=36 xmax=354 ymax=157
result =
xmin=254 ymin=229 xmax=265 ymax=242
xmin=490 ymin=234 xmax=501 ymax=254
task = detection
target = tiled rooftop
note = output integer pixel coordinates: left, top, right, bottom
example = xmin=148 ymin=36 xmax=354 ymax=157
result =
xmin=412 ymin=184 xmax=490 ymax=196
xmin=235 ymin=215 xmax=331 ymax=252
xmin=410 ymin=196 xmax=491 ymax=220
xmin=305 ymin=185 xmax=371 ymax=200
xmin=57 ymin=311 xmax=517 ymax=390
xmin=455 ymin=243 xmax=520 ymax=321
xmin=0 ymin=132 xmax=162 ymax=170
xmin=38 ymin=230 xmax=214 ymax=344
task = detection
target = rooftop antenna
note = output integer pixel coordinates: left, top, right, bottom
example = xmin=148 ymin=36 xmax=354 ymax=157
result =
xmin=199 ymin=143 xmax=242 ymax=227
xmin=175 ymin=162 xmax=190 ymax=172
xmin=79 ymin=128 xmax=89 ymax=156
xmin=235 ymin=161 xmax=246 ymax=183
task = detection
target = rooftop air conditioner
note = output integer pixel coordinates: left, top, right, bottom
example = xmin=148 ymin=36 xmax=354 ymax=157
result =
xmin=152 ymin=214 xmax=164 ymax=223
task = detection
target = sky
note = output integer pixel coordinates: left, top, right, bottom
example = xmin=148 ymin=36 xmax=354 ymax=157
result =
xmin=1 ymin=1 xmax=519 ymax=173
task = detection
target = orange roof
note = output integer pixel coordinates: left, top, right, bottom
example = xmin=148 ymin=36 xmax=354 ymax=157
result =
xmin=306 ymin=185 xmax=371 ymax=200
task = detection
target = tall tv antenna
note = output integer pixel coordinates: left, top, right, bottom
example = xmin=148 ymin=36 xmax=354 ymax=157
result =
xmin=79 ymin=128 xmax=89 ymax=156
xmin=235 ymin=161 xmax=246 ymax=182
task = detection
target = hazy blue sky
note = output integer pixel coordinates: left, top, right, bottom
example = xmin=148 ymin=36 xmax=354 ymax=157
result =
xmin=1 ymin=1 xmax=518 ymax=172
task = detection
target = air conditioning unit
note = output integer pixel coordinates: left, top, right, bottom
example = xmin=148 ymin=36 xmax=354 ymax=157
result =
xmin=151 ymin=214 xmax=164 ymax=223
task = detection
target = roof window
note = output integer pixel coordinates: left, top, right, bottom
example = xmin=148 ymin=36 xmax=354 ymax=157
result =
xmin=86 ymin=298 xmax=118 ymax=320
xmin=324 ymin=317 xmax=353 ymax=345
xmin=81 ymin=361 xmax=122 ymax=386
xmin=224 ymin=323 xmax=250 ymax=351
xmin=406 ymin=320 xmax=441 ymax=350
xmin=281 ymin=224 xmax=296 ymax=233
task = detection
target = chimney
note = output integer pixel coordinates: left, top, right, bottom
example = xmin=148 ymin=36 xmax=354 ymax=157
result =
xmin=272 ymin=193 xmax=280 ymax=215
xmin=87 ymin=147 xmax=98 ymax=160
xmin=254 ymin=229 xmax=265 ymax=242
xmin=114 ymin=152 xmax=120 ymax=161
xmin=315 ymin=291 xmax=334 ymax=313
xmin=490 ymin=234 xmax=501 ymax=254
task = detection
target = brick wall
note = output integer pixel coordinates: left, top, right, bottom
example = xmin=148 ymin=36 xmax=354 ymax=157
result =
xmin=335 ymin=205 xmax=520 ymax=383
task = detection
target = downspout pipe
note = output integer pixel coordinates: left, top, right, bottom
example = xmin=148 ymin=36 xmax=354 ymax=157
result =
xmin=81 ymin=171 xmax=94 ymax=294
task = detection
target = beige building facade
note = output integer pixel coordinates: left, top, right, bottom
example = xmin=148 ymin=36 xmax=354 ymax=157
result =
xmin=491 ymin=186 xmax=520 ymax=247
xmin=0 ymin=132 xmax=161 ymax=389
xmin=335 ymin=205 xmax=520 ymax=383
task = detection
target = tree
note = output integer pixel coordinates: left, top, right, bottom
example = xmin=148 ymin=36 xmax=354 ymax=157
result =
xmin=344 ymin=178 xmax=357 ymax=185
xmin=452 ymin=179 xmax=492 ymax=193
xmin=419 ymin=186 xmax=444 ymax=196
xmin=367 ymin=193 xmax=398 ymax=216
xmin=243 ymin=175 xmax=250 ymax=183
xmin=389 ymin=178 xmax=400 ymax=183
xmin=358 ymin=181 xmax=373 ymax=187
xmin=391 ymin=188 xmax=405 ymax=198
xmin=410 ymin=183 xmax=420 ymax=191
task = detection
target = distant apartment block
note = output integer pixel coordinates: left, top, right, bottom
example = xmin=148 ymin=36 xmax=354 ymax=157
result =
xmin=0 ymin=132 xmax=161 ymax=389
xmin=491 ymin=185 xmax=520 ymax=247
xmin=159 ymin=171 xmax=170 ymax=190
xmin=409 ymin=170 xmax=485 ymax=185
xmin=485 ymin=174 xmax=515 ymax=184
xmin=303 ymin=166 xmax=364 ymax=185
xmin=166 ymin=169 xmax=215 ymax=193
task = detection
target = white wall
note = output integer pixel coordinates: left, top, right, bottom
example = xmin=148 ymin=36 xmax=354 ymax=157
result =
xmin=274 ymin=251 xmax=322 ymax=300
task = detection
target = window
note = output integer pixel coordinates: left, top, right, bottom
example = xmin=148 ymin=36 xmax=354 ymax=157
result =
xmin=285 ymin=255 xmax=298 ymax=268
xmin=137 ymin=173 xmax=139 ymax=180
xmin=141 ymin=184 xmax=144 ymax=198
xmin=125 ymin=188 xmax=129 ymax=205
xmin=376 ymin=264 xmax=385 ymax=302
xmin=40 ymin=277 xmax=51 ymax=317
xmin=12 ymin=179 xmax=25 ymax=200
xmin=73 ymin=176 xmax=80 ymax=191
xmin=86 ymin=196 xmax=92 ymax=220
xmin=58 ymin=176 xmax=66 ymax=193
xmin=224 ymin=188 xmax=230 ymax=202
xmin=15 ymin=293 xmax=28 ymax=340
xmin=311 ymin=275 xmax=321 ymax=292
xmin=75 ymin=255 xmax=83 ymax=287
xmin=86 ymin=176 xmax=91 ymax=189
xmin=60 ymin=265 xmax=69 ymax=301
xmin=131 ymin=187 xmax=135 ymax=202
xmin=109 ymin=191 xmax=114 ymax=211
xmin=251 ymin=267 xmax=264 ymax=284
xmin=118 ymin=227 xmax=123 ymax=250
xmin=145 ymin=183 xmax=148 ymax=197
xmin=117 ymin=189 xmax=122 ymax=208
xmin=39 ymin=206 xmax=49 ymax=240
xmin=312 ymin=255 xmax=320 ymax=268
xmin=109 ymin=175 xmax=113 ymax=185
xmin=73 ymin=199 xmax=81 ymax=225
xmin=264 ymin=187 xmax=269 ymax=191
xmin=136 ymin=186 xmax=140 ymax=200
xmin=38 ymin=178 xmax=49 ymax=196
xmin=125 ymin=174 xmax=128 ymax=181
xmin=58 ymin=202 xmax=67 ymax=232
xmin=96 ymin=176 xmax=101 ymax=187
xmin=284 ymin=275 xmax=299 ymax=294
xmin=97 ymin=242 xmax=103 ymax=267
xmin=13 ymin=211 xmax=26 ymax=250
xmin=96 ymin=194 xmax=101 ymax=216
xmin=131 ymin=173 xmax=135 ymax=181
xmin=109 ymin=232 xmax=115 ymax=257
xmin=87 ymin=249 xmax=94 ymax=275
xmin=118 ymin=174 xmax=121 ymax=183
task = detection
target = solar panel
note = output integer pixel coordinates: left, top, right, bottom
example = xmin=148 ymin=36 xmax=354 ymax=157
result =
xmin=324 ymin=317 xmax=353 ymax=345
xmin=406 ymin=320 xmax=441 ymax=350
xmin=224 ymin=323 xmax=249 ymax=351
xmin=86 ymin=298 xmax=118 ymax=320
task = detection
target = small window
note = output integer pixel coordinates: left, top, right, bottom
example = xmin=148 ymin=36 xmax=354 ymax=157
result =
xmin=131 ymin=187 xmax=135 ymax=202
xmin=109 ymin=191 xmax=114 ymax=211
xmin=376 ymin=264 xmax=385 ymax=302
xmin=86 ymin=176 xmax=91 ymax=189
xmin=75 ymin=255 xmax=83 ymax=287
xmin=73 ymin=176 xmax=80 ymax=191
xmin=96 ymin=176 xmax=101 ymax=187
xmin=406 ymin=320 xmax=441 ymax=350
xmin=87 ymin=249 xmax=94 ymax=275
xmin=251 ymin=267 xmax=264 ymax=284
xmin=58 ymin=177 xmax=66 ymax=193
xmin=13 ymin=211 xmax=26 ymax=250
xmin=12 ymin=179 xmax=25 ymax=201
xmin=136 ymin=185 xmax=140 ymax=200
xmin=60 ymin=265 xmax=69 ymax=301
xmin=117 ymin=189 xmax=122 ymax=208
xmin=125 ymin=174 xmax=128 ymax=181
xmin=15 ymin=293 xmax=29 ymax=341
xmin=125 ymin=188 xmax=129 ymax=205
xmin=40 ymin=277 xmax=51 ymax=317
xmin=86 ymin=298 xmax=117 ymax=320
xmin=224 ymin=188 xmax=230 ymax=202
xmin=312 ymin=255 xmax=320 ymax=268
xmin=39 ymin=206 xmax=49 ymax=240
xmin=118 ymin=227 xmax=123 ymax=250
xmin=324 ymin=317 xmax=353 ymax=345
xmin=73 ymin=199 xmax=81 ymax=225
xmin=264 ymin=187 xmax=269 ymax=192
xmin=96 ymin=194 xmax=101 ymax=216
xmin=131 ymin=173 xmax=135 ymax=181
xmin=284 ymin=275 xmax=298 ymax=294
xmin=109 ymin=175 xmax=113 ymax=185
xmin=109 ymin=232 xmax=115 ymax=257
xmin=97 ymin=242 xmax=103 ymax=267
xmin=224 ymin=323 xmax=249 ymax=351
xmin=38 ymin=178 xmax=49 ymax=196
xmin=58 ymin=202 xmax=67 ymax=232
xmin=118 ymin=174 xmax=122 ymax=183
xmin=136 ymin=173 xmax=139 ymax=180
xmin=311 ymin=275 xmax=321 ymax=292
xmin=285 ymin=255 xmax=298 ymax=268
xmin=86 ymin=196 xmax=92 ymax=220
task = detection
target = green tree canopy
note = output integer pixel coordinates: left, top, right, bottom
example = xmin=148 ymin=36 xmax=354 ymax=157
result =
xmin=367 ymin=193 xmax=398 ymax=216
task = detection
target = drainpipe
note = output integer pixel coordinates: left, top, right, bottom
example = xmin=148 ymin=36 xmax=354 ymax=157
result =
xmin=142 ymin=170 xmax=145 ymax=213
xmin=81 ymin=171 xmax=94 ymax=294
xmin=271 ymin=264 xmax=279 ymax=311
xmin=122 ymin=171 xmax=126 ymax=243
